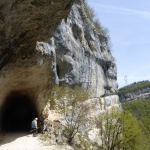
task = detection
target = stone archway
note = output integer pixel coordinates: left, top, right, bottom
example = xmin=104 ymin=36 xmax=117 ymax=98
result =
xmin=1 ymin=91 xmax=38 ymax=132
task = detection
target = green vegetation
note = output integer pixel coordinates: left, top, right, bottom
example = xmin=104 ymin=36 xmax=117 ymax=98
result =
xmin=96 ymin=107 xmax=143 ymax=149
xmin=83 ymin=0 xmax=109 ymax=36
xmin=76 ymin=133 xmax=91 ymax=150
xmin=123 ymin=99 xmax=150 ymax=149
xmin=118 ymin=80 xmax=150 ymax=95
xmin=83 ymin=0 xmax=113 ymax=51
xmin=47 ymin=83 xmax=150 ymax=149
xmin=49 ymin=85 xmax=92 ymax=144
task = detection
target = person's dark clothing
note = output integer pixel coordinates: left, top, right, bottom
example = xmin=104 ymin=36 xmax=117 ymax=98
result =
xmin=40 ymin=118 xmax=46 ymax=134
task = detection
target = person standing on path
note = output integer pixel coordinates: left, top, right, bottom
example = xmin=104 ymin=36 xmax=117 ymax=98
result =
xmin=39 ymin=117 xmax=46 ymax=134
xmin=31 ymin=118 xmax=38 ymax=137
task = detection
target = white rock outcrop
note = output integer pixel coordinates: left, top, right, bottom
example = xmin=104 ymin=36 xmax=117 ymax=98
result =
xmin=37 ymin=1 xmax=118 ymax=98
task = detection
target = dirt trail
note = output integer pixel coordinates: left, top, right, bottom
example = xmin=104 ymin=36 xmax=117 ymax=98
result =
xmin=0 ymin=132 xmax=73 ymax=150
xmin=0 ymin=132 xmax=43 ymax=150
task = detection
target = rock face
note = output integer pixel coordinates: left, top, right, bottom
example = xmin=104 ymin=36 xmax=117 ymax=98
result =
xmin=0 ymin=0 xmax=75 ymax=69
xmin=0 ymin=0 xmax=75 ymax=130
xmin=37 ymin=0 xmax=118 ymax=97
xmin=0 ymin=0 xmax=119 ymax=132
xmin=39 ymin=1 xmax=120 ymax=145
xmin=119 ymin=87 xmax=150 ymax=102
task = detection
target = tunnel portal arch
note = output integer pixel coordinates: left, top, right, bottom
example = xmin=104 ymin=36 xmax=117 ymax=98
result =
xmin=0 ymin=91 xmax=38 ymax=132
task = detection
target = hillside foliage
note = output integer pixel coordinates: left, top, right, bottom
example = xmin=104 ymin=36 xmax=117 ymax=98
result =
xmin=96 ymin=107 xmax=143 ymax=150
xmin=123 ymin=99 xmax=150 ymax=149
xmin=118 ymin=80 xmax=150 ymax=95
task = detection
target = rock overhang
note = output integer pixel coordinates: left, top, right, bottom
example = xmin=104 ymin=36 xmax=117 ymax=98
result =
xmin=0 ymin=0 xmax=75 ymax=131
xmin=0 ymin=0 xmax=75 ymax=69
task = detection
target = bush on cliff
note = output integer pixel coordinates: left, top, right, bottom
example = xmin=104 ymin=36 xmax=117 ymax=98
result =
xmin=83 ymin=0 xmax=113 ymax=52
xmin=49 ymin=85 xmax=92 ymax=144
xmin=83 ymin=0 xmax=109 ymax=36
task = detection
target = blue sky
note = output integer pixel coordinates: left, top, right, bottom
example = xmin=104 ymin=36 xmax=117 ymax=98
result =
xmin=88 ymin=0 xmax=150 ymax=88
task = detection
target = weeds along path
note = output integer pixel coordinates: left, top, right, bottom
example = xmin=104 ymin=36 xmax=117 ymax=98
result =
xmin=0 ymin=132 xmax=73 ymax=150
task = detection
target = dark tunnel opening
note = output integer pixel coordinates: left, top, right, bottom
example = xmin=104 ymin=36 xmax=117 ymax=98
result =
xmin=1 ymin=92 xmax=38 ymax=132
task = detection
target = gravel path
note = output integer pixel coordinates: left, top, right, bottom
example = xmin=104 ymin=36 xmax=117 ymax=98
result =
xmin=0 ymin=132 xmax=43 ymax=150
xmin=0 ymin=132 xmax=73 ymax=150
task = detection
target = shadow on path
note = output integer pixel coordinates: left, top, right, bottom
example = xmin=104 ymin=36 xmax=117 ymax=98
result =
xmin=0 ymin=132 xmax=32 ymax=146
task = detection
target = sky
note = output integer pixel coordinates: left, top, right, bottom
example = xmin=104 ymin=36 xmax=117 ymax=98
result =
xmin=88 ymin=0 xmax=150 ymax=88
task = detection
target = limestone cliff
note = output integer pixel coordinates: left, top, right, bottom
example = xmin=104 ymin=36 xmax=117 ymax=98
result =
xmin=37 ymin=0 xmax=118 ymax=98
xmin=37 ymin=1 xmax=120 ymax=145
xmin=0 ymin=0 xmax=120 ymax=136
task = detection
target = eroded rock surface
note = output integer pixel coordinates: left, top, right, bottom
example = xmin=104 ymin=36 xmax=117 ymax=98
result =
xmin=0 ymin=0 xmax=75 ymax=130
xmin=38 ymin=0 xmax=118 ymax=97
xmin=0 ymin=0 xmax=75 ymax=69
xmin=39 ymin=2 xmax=120 ymax=146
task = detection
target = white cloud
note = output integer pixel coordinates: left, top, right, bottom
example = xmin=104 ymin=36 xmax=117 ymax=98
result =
xmin=96 ymin=4 xmax=150 ymax=20
xmin=115 ymin=41 xmax=150 ymax=47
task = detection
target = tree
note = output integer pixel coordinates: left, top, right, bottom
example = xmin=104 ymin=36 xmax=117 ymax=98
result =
xmin=97 ymin=108 xmax=142 ymax=150
xmin=123 ymin=99 xmax=150 ymax=149
xmin=49 ymin=85 xmax=92 ymax=144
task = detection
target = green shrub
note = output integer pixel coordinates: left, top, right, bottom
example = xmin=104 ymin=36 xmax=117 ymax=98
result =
xmin=84 ymin=1 xmax=95 ymax=22
xmin=76 ymin=133 xmax=91 ymax=150
xmin=97 ymin=108 xmax=142 ymax=150
xmin=83 ymin=0 xmax=112 ymax=52
xmin=49 ymin=85 xmax=92 ymax=144
xmin=83 ymin=1 xmax=108 ymax=35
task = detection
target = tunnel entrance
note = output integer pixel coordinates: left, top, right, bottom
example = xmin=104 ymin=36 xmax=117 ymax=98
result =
xmin=1 ymin=92 xmax=38 ymax=132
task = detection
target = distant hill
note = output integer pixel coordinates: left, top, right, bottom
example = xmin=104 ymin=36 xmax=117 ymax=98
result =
xmin=118 ymin=80 xmax=150 ymax=102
